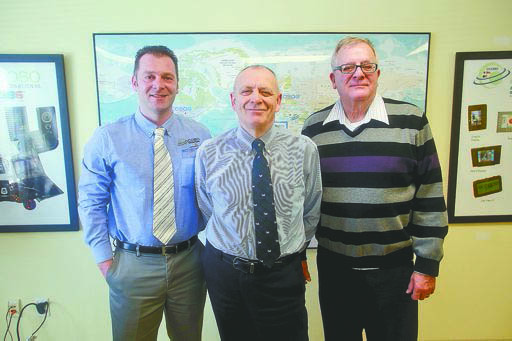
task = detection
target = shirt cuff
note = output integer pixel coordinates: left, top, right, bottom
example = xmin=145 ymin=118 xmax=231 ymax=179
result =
xmin=91 ymin=239 xmax=114 ymax=264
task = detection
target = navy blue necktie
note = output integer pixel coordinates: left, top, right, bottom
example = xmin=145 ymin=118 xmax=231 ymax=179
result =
xmin=252 ymin=139 xmax=280 ymax=268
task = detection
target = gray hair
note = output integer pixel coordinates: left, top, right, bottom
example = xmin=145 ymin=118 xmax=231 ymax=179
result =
xmin=331 ymin=37 xmax=378 ymax=70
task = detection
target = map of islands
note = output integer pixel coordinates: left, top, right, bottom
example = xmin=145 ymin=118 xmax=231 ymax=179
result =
xmin=94 ymin=33 xmax=430 ymax=136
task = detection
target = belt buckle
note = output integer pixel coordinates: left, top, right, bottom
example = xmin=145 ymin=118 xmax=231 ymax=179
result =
xmin=162 ymin=243 xmax=181 ymax=255
xmin=233 ymin=257 xmax=255 ymax=274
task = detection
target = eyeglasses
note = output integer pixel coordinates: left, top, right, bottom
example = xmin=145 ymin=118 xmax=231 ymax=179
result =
xmin=333 ymin=63 xmax=378 ymax=74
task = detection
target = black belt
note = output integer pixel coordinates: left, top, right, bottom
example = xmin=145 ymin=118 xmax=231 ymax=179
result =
xmin=115 ymin=236 xmax=198 ymax=256
xmin=211 ymin=245 xmax=298 ymax=274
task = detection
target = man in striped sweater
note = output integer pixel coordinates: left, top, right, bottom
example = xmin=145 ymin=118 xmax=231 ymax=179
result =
xmin=302 ymin=37 xmax=448 ymax=341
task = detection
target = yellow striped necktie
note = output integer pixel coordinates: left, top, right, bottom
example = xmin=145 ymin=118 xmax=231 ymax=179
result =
xmin=152 ymin=127 xmax=176 ymax=244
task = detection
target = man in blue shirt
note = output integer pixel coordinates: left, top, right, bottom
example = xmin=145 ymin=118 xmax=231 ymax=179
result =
xmin=78 ymin=46 xmax=210 ymax=341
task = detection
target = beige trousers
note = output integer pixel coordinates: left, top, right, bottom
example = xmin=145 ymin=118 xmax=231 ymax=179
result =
xmin=106 ymin=241 xmax=206 ymax=341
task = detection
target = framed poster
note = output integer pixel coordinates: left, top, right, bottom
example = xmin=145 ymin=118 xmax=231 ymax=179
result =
xmin=93 ymin=32 xmax=431 ymax=247
xmin=0 ymin=54 xmax=78 ymax=232
xmin=447 ymin=51 xmax=512 ymax=223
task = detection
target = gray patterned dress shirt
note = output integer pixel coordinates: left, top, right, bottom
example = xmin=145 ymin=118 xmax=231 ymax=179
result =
xmin=195 ymin=126 xmax=322 ymax=259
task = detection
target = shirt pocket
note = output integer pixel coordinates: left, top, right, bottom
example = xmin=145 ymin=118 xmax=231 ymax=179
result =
xmin=179 ymin=147 xmax=197 ymax=188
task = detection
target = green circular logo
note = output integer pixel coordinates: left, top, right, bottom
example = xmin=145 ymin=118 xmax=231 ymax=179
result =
xmin=474 ymin=62 xmax=510 ymax=87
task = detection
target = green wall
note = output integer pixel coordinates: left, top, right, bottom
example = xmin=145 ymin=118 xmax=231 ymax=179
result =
xmin=1 ymin=0 xmax=511 ymax=339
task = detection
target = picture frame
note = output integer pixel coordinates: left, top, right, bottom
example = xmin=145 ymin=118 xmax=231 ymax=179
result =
xmin=447 ymin=51 xmax=512 ymax=223
xmin=0 ymin=54 xmax=78 ymax=232
xmin=496 ymin=111 xmax=512 ymax=132
xmin=472 ymin=176 xmax=503 ymax=198
xmin=467 ymin=104 xmax=487 ymax=131
xmin=470 ymin=145 xmax=501 ymax=167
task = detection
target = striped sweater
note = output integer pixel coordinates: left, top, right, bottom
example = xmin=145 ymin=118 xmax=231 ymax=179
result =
xmin=302 ymin=98 xmax=448 ymax=276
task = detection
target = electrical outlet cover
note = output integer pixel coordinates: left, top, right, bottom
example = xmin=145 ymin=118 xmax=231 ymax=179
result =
xmin=7 ymin=299 xmax=21 ymax=314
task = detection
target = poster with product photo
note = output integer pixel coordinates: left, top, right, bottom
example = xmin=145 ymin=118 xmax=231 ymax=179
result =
xmin=0 ymin=54 xmax=78 ymax=232
xmin=448 ymin=51 xmax=512 ymax=223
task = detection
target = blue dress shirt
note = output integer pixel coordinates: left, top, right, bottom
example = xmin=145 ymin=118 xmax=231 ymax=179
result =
xmin=78 ymin=111 xmax=211 ymax=263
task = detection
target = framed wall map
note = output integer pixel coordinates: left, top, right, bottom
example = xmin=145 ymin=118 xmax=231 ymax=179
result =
xmin=93 ymin=32 xmax=431 ymax=136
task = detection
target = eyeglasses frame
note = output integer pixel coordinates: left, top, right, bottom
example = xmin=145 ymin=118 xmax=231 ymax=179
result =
xmin=333 ymin=63 xmax=379 ymax=74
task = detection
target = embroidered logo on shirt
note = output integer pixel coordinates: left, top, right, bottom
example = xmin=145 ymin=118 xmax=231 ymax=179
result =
xmin=178 ymin=137 xmax=200 ymax=147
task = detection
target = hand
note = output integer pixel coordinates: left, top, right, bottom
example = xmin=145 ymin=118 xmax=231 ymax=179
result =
xmin=97 ymin=259 xmax=113 ymax=278
xmin=406 ymin=271 xmax=436 ymax=300
xmin=301 ymin=260 xmax=311 ymax=283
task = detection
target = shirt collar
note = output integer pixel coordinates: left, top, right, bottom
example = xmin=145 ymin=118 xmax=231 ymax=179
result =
xmin=236 ymin=125 xmax=275 ymax=153
xmin=134 ymin=109 xmax=176 ymax=137
xmin=323 ymin=94 xmax=389 ymax=129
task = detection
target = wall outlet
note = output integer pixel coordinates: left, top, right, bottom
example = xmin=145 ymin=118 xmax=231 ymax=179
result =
xmin=7 ymin=299 xmax=21 ymax=317
xmin=35 ymin=298 xmax=49 ymax=316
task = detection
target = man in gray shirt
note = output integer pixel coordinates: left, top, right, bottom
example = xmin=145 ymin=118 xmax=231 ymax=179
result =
xmin=195 ymin=65 xmax=322 ymax=341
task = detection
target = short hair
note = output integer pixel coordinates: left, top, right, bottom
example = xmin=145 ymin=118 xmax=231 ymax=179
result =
xmin=239 ymin=64 xmax=276 ymax=77
xmin=233 ymin=65 xmax=279 ymax=91
xmin=331 ymin=37 xmax=377 ymax=70
xmin=133 ymin=45 xmax=179 ymax=80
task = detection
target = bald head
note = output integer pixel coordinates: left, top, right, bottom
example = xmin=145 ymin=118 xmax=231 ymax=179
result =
xmin=233 ymin=65 xmax=279 ymax=92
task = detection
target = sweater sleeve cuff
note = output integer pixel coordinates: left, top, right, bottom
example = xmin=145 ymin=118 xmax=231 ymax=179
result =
xmin=414 ymin=256 xmax=440 ymax=277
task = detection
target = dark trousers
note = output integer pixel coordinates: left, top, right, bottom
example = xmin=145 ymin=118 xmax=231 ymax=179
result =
xmin=317 ymin=246 xmax=418 ymax=341
xmin=202 ymin=242 xmax=308 ymax=341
